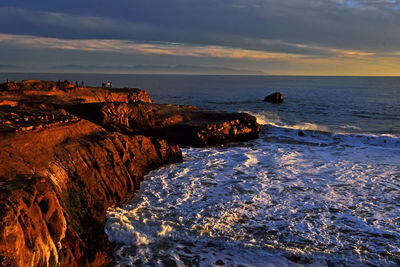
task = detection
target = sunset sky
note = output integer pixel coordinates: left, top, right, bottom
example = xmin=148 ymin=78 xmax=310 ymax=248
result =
xmin=1 ymin=0 xmax=400 ymax=75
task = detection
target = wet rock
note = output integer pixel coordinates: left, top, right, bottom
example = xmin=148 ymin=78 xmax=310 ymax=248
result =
xmin=298 ymin=130 xmax=305 ymax=137
xmin=264 ymin=92 xmax=284 ymax=103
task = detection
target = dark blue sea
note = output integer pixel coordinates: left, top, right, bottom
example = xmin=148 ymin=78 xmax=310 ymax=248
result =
xmin=2 ymin=73 xmax=400 ymax=266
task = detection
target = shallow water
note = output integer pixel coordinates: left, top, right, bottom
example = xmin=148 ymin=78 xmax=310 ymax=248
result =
xmin=106 ymin=121 xmax=400 ymax=266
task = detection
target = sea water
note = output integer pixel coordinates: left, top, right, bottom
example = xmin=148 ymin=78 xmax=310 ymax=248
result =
xmin=2 ymin=74 xmax=400 ymax=266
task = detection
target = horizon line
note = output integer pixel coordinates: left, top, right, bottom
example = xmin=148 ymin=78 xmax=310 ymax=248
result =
xmin=1 ymin=71 xmax=400 ymax=78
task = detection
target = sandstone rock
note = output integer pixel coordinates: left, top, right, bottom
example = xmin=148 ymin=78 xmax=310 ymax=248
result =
xmin=0 ymin=79 xmax=261 ymax=266
xmin=66 ymin=102 xmax=261 ymax=147
xmin=0 ymin=80 xmax=152 ymax=105
xmin=0 ymin=100 xmax=18 ymax=107
xmin=0 ymin=175 xmax=65 ymax=267
xmin=264 ymin=92 xmax=284 ymax=103
xmin=0 ymin=106 xmax=79 ymax=133
xmin=0 ymin=118 xmax=182 ymax=266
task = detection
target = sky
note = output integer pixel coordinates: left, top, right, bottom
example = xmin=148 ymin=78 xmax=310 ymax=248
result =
xmin=0 ymin=0 xmax=400 ymax=75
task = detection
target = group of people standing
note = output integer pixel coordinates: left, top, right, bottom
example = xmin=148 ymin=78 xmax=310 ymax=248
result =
xmin=4 ymin=79 xmax=114 ymax=89
xmin=75 ymin=81 xmax=85 ymax=87
xmin=56 ymin=80 xmax=113 ymax=88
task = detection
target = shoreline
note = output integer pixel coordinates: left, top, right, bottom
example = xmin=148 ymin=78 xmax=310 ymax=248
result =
xmin=0 ymin=80 xmax=260 ymax=266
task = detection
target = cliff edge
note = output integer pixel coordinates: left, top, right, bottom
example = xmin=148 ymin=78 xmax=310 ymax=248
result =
xmin=0 ymin=112 xmax=181 ymax=266
xmin=0 ymin=80 xmax=260 ymax=266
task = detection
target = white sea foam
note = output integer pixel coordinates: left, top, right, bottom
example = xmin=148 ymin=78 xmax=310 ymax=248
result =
xmin=340 ymin=124 xmax=362 ymax=131
xmin=243 ymin=111 xmax=400 ymax=141
xmin=243 ymin=110 xmax=282 ymax=126
xmin=291 ymin=122 xmax=330 ymax=132
xmin=243 ymin=110 xmax=331 ymax=132
xmin=263 ymin=125 xmax=400 ymax=152
xmin=106 ymin=126 xmax=400 ymax=266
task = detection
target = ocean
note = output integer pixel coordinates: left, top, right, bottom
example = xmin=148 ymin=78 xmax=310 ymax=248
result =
xmin=2 ymin=73 xmax=400 ymax=266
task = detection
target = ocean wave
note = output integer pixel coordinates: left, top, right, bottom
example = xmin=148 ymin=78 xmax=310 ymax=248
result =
xmin=241 ymin=110 xmax=282 ymax=126
xmin=339 ymin=124 xmax=362 ymax=131
xmin=106 ymin=137 xmax=400 ymax=266
xmin=262 ymin=125 xmax=400 ymax=150
xmin=242 ymin=110 xmax=330 ymax=132
xmin=242 ymin=110 xmax=400 ymax=149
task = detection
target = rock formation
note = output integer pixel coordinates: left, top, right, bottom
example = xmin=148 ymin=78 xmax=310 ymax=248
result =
xmin=0 ymin=110 xmax=181 ymax=266
xmin=264 ymin=92 xmax=284 ymax=103
xmin=66 ymin=102 xmax=261 ymax=147
xmin=0 ymin=79 xmax=152 ymax=105
xmin=0 ymin=80 xmax=261 ymax=266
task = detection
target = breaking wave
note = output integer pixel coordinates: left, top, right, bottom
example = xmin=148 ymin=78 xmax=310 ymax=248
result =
xmin=244 ymin=110 xmax=400 ymax=150
xmin=106 ymin=121 xmax=400 ymax=266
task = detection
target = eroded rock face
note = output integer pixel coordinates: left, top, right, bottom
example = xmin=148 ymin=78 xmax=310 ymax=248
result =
xmin=0 ymin=175 xmax=66 ymax=267
xmin=0 ymin=116 xmax=181 ymax=266
xmin=67 ymin=102 xmax=261 ymax=147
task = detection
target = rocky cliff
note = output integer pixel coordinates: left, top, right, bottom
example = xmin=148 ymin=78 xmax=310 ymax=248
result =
xmin=0 ymin=113 xmax=181 ymax=266
xmin=67 ymin=102 xmax=261 ymax=147
xmin=0 ymin=79 xmax=152 ymax=105
xmin=0 ymin=80 xmax=260 ymax=266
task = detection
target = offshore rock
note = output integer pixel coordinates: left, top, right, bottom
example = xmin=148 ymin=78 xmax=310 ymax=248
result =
xmin=264 ymin=92 xmax=284 ymax=103
xmin=66 ymin=102 xmax=261 ymax=147
xmin=0 ymin=110 xmax=181 ymax=266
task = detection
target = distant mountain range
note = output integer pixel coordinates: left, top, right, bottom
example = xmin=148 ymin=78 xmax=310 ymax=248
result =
xmin=0 ymin=64 xmax=265 ymax=75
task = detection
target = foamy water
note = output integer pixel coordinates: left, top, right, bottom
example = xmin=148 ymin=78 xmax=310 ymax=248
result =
xmin=106 ymin=120 xmax=400 ymax=266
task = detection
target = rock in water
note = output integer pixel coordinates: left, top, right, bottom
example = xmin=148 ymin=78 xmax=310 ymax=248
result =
xmin=264 ymin=92 xmax=283 ymax=103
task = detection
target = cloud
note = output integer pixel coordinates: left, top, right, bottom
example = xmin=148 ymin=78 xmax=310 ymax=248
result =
xmin=0 ymin=1 xmax=399 ymax=75
xmin=1 ymin=2 xmax=400 ymax=53
xmin=51 ymin=64 xmax=266 ymax=75
xmin=0 ymin=34 xmax=302 ymax=60
xmin=0 ymin=33 xmax=378 ymax=62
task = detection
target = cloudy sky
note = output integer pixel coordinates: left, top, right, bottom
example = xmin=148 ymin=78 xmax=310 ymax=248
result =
xmin=1 ymin=0 xmax=400 ymax=75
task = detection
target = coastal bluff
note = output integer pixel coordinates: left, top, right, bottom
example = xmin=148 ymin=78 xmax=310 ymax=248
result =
xmin=0 ymin=80 xmax=260 ymax=266
xmin=66 ymin=102 xmax=260 ymax=147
